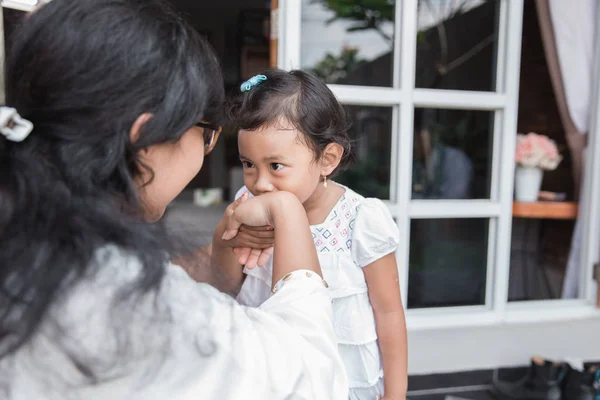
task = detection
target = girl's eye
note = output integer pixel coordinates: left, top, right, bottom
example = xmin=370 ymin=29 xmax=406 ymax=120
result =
xmin=271 ymin=163 xmax=284 ymax=171
xmin=241 ymin=160 xmax=254 ymax=168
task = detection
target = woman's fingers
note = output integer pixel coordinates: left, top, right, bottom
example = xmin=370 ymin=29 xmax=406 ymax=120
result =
xmin=239 ymin=225 xmax=274 ymax=232
xmin=244 ymin=248 xmax=264 ymax=269
xmin=238 ymin=226 xmax=274 ymax=238
xmin=235 ymin=229 xmax=274 ymax=244
xmin=233 ymin=246 xmax=274 ymax=268
xmin=221 ymin=194 xmax=249 ymax=240
xmin=237 ymin=247 xmax=251 ymax=265
xmin=257 ymin=246 xmax=274 ymax=267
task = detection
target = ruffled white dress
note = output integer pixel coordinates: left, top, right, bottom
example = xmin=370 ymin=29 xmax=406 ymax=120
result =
xmin=236 ymin=185 xmax=400 ymax=400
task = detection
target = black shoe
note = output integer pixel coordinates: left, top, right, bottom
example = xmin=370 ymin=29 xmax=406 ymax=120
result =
xmin=491 ymin=357 xmax=566 ymax=400
xmin=562 ymin=365 xmax=600 ymax=400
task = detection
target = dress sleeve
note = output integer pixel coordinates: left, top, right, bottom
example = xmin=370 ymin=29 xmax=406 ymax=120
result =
xmin=351 ymin=198 xmax=400 ymax=267
xmin=236 ymin=268 xmax=272 ymax=307
xmin=163 ymin=265 xmax=349 ymax=399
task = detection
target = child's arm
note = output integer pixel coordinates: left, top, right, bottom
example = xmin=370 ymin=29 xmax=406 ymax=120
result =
xmin=363 ymin=253 xmax=407 ymax=400
xmin=349 ymin=196 xmax=407 ymax=398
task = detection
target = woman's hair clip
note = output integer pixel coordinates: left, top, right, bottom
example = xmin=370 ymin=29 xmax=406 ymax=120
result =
xmin=240 ymin=74 xmax=267 ymax=93
xmin=0 ymin=107 xmax=33 ymax=142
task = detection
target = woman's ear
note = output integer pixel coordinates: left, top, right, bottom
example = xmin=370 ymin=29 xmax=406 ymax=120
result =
xmin=130 ymin=113 xmax=153 ymax=144
xmin=320 ymin=143 xmax=344 ymax=177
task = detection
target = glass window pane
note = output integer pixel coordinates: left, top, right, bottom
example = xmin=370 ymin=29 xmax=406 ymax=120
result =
xmin=301 ymin=0 xmax=395 ymax=87
xmin=416 ymin=0 xmax=499 ymax=91
xmin=336 ymin=106 xmax=393 ymax=199
xmin=412 ymin=108 xmax=493 ymax=199
xmin=508 ymin=217 xmax=577 ymax=302
xmin=408 ymin=218 xmax=489 ymax=308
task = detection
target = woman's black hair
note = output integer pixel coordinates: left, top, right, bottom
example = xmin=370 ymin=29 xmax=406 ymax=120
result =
xmin=228 ymin=69 xmax=355 ymax=175
xmin=0 ymin=0 xmax=224 ymax=366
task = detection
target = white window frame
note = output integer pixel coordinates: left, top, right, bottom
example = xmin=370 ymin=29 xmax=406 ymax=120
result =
xmin=279 ymin=0 xmax=600 ymax=329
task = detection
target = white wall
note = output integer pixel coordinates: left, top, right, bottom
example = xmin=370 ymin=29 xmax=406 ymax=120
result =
xmin=408 ymin=317 xmax=600 ymax=374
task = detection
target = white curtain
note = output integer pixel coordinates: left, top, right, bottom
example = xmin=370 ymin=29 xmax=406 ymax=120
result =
xmin=548 ymin=0 xmax=597 ymax=298
xmin=549 ymin=0 xmax=595 ymax=134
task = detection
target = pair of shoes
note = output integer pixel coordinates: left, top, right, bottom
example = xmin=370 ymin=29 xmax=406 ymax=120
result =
xmin=491 ymin=356 xmax=565 ymax=400
xmin=491 ymin=357 xmax=600 ymax=400
xmin=562 ymin=364 xmax=599 ymax=400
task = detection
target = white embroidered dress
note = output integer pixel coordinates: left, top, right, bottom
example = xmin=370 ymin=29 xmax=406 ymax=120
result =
xmin=236 ymin=185 xmax=400 ymax=400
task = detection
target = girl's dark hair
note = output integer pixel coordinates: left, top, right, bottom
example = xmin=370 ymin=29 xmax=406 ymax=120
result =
xmin=0 ymin=0 xmax=224 ymax=362
xmin=228 ymin=69 xmax=355 ymax=174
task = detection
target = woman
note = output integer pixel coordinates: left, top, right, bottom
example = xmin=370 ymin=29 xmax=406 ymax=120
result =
xmin=0 ymin=0 xmax=348 ymax=398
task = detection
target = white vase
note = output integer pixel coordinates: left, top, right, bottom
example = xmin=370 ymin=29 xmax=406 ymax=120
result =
xmin=514 ymin=166 xmax=543 ymax=202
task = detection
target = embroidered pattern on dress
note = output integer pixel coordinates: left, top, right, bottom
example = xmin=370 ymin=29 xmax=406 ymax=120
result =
xmin=312 ymin=192 xmax=360 ymax=253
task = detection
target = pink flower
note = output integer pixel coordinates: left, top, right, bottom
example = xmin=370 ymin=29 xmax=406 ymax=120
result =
xmin=515 ymin=132 xmax=562 ymax=170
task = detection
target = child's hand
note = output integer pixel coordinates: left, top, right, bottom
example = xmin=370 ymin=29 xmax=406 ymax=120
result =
xmin=221 ymin=193 xmax=277 ymax=268
xmin=221 ymin=192 xmax=284 ymax=238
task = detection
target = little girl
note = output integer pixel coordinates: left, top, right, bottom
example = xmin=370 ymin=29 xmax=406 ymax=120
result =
xmin=222 ymin=69 xmax=407 ymax=400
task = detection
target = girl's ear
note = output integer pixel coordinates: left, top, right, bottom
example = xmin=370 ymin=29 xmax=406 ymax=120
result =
xmin=320 ymin=143 xmax=344 ymax=177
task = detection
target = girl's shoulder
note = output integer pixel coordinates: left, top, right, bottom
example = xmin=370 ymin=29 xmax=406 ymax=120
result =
xmin=335 ymin=185 xmax=387 ymax=222
xmin=336 ymin=185 xmax=364 ymax=213
xmin=336 ymin=186 xmax=400 ymax=268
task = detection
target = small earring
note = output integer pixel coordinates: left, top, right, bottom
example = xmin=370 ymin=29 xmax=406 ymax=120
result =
xmin=322 ymin=175 xmax=328 ymax=188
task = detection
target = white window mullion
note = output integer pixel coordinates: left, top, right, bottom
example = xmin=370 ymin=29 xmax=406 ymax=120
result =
xmin=392 ymin=0 xmax=402 ymax=89
xmin=329 ymin=85 xmax=401 ymax=106
xmin=484 ymin=218 xmax=499 ymax=307
xmin=406 ymin=201 xmax=501 ymax=219
xmin=413 ymin=89 xmax=506 ymax=110
xmin=493 ymin=0 xmax=524 ymax=313
xmin=407 ymin=308 xmax=497 ymax=330
xmin=489 ymin=0 xmax=511 ymax=200
xmin=486 ymin=114 xmax=505 ymax=306
xmin=389 ymin=105 xmax=400 ymax=204
xmin=388 ymin=0 xmax=403 ymax=204
xmin=279 ymin=0 xmax=301 ymax=70
xmin=494 ymin=0 xmax=509 ymax=93
xmin=396 ymin=0 xmax=418 ymax=308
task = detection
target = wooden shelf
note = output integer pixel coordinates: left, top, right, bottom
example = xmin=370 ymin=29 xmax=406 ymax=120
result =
xmin=512 ymin=201 xmax=578 ymax=220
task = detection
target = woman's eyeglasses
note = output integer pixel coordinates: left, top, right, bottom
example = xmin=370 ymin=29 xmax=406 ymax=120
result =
xmin=195 ymin=121 xmax=222 ymax=155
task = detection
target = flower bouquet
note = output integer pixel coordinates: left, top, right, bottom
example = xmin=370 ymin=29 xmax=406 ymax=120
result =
xmin=514 ymin=132 xmax=562 ymax=202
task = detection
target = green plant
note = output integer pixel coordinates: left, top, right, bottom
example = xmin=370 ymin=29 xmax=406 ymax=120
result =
xmin=311 ymin=47 xmax=366 ymax=84
xmin=314 ymin=0 xmax=395 ymax=43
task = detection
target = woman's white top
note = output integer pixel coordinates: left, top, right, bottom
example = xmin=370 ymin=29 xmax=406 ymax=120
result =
xmin=236 ymin=186 xmax=400 ymax=398
xmin=0 ymin=246 xmax=348 ymax=399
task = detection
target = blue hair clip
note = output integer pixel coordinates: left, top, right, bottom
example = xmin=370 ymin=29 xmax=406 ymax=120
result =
xmin=240 ymin=74 xmax=267 ymax=92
